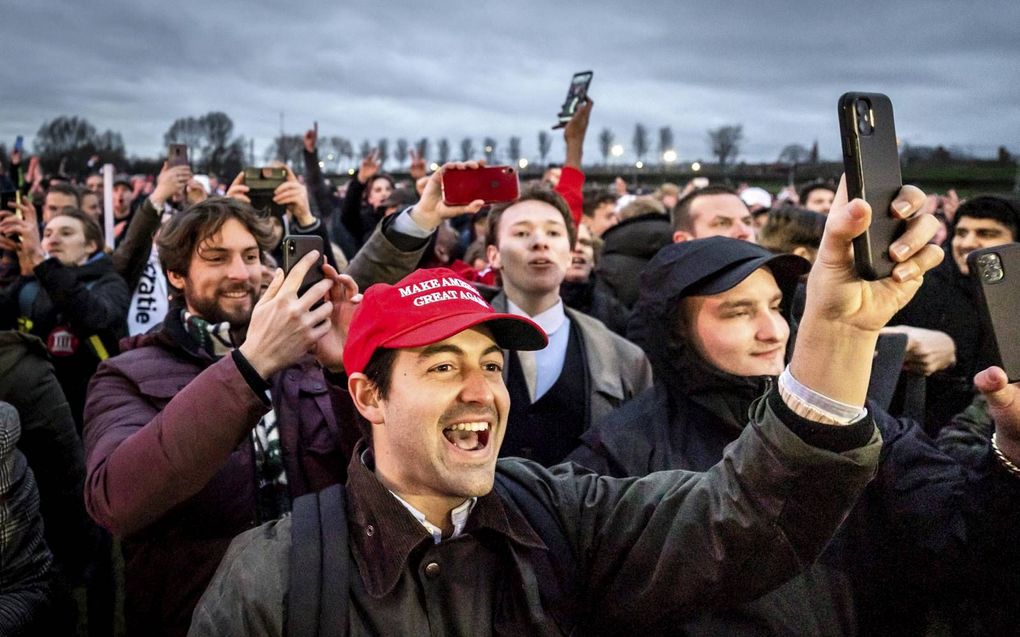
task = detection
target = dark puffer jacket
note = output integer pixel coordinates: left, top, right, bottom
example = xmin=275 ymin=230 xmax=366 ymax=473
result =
xmin=0 ymin=254 xmax=129 ymax=428
xmin=593 ymin=212 xmax=671 ymax=310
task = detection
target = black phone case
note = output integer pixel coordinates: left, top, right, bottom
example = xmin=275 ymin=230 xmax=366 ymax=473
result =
xmin=283 ymin=235 xmax=326 ymax=296
xmin=839 ymin=92 xmax=904 ymax=280
xmin=968 ymin=243 xmax=1020 ymax=382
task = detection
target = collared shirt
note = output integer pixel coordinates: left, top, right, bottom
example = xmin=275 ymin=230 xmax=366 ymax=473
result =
xmin=346 ymin=445 xmax=545 ymax=600
xmin=390 ymin=493 xmax=476 ymax=544
xmin=506 ymin=298 xmax=570 ymax=401
xmin=360 ymin=448 xmax=477 ymax=543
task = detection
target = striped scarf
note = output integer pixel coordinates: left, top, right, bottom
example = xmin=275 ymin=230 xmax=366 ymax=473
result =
xmin=183 ymin=311 xmax=290 ymax=522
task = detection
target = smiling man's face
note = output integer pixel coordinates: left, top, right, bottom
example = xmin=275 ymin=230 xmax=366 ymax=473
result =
xmin=366 ymin=326 xmax=509 ymax=510
xmin=683 ymin=267 xmax=789 ymax=377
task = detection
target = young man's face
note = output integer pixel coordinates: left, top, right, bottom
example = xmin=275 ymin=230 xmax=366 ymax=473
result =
xmin=675 ymin=193 xmax=756 ymax=244
xmin=684 ymin=267 xmax=789 ymax=377
xmin=952 ymin=216 xmax=1015 ymax=276
xmin=487 ymin=200 xmax=573 ymax=301
xmin=113 ymin=184 xmax=133 ymax=219
xmin=43 ymin=191 xmax=77 ymax=223
xmin=803 ymin=188 xmax=835 ymax=214
xmin=369 ymin=326 xmax=509 ymax=507
xmin=166 ymin=217 xmax=262 ymax=327
xmin=42 ymin=216 xmax=96 ymax=267
xmin=586 ymin=201 xmax=619 ymax=237
xmin=565 ymin=222 xmax=595 ymax=283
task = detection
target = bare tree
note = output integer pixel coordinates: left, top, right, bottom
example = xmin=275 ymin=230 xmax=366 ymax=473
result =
xmin=376 ymin=138 xmax=390 ymax=167
xmin=482 ymin=137 xmax=498 ymax=164
xmin=507 ymin=136 xmax=522 ymax=164
xmin=460 ymin=137 xmax=474 ymax=162
xmin=394 ymin=138 xmax=409 ymax=167
xmin=777 ymin=144 xmax=810 ymax=164
xmin=416 ymin=138 xmax=430 ymax=162
xmin=266 ymin=134 xmax=304 ymax=168
xmin=707 ymin=124 xmax=743 ymax=170
xmin=438 ymin=138 xmax=450 ymax=164
xmin=632 ymin=124 xmax=649 ymax=161
xmin=599 ymin=128 xmax=614 ymax=164
xmin=658 ymin=126 xmax=674 ymax=163
xmin=359 ymin=140 xmax=372 ymax=160
xmin=537 ymin=131 xmax=552 ymax=164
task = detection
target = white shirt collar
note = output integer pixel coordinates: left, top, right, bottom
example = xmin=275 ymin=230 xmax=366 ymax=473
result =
xmin=390 ymin=492 xmax=476 ymax=544
xmin=506 ymin=297 xmax=567 ymax=336
xmin=360 ymin=448 xmax=476 ymax=543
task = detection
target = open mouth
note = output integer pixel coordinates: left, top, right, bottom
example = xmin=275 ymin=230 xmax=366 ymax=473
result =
xmin=442 ymin=422 xmax=491 ymax=452
xmin=570 ymin=256 xmax=588 ymax=266
xmin=220 ymin=289 xmax=251 ymax=299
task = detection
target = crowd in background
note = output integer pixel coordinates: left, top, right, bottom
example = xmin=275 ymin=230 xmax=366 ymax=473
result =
xmin=2 ymin=97 xmax=1020 ymax=637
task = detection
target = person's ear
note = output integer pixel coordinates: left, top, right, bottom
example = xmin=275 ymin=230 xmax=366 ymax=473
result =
xmin=348 ymin=373 xmax=385 ymax=424
xmin=486 ymin=243 xmax=501 ymax=271
xmin=791 ymin=246 xmax=816 ymax=264
xmin=166 ymin=270 xmax=187 ymax=291
xmin=672 ymin=230 xmax=694 ymax=243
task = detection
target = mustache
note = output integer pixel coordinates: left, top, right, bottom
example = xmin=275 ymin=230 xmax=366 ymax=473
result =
xmin=439 ymin=404 xmax=498 ymax=426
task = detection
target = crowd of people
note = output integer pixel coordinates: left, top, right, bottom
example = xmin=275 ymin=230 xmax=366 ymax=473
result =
xmin=2 ymin=98 xmax=1020 ymax=637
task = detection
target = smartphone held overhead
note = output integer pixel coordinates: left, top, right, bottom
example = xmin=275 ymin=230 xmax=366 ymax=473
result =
xmin=441 ymin=166 xmax=520 ymax=206
xmin=838 ymin=92 xmax=904 ymax=280
xmin=168 ymin=143 xmax=189 ymax=168
xmin=554 ymin=70 xmax=593 ymax=128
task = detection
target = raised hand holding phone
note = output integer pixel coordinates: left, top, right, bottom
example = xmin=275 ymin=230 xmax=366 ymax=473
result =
xmin=409 ymin=162 xmax=488 ymax=232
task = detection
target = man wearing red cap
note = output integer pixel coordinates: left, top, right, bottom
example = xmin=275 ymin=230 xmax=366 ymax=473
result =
xmin=190 ymin=166 xmax=945 ymax=636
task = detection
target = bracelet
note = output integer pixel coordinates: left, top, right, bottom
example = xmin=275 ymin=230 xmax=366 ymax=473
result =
xmin=991 ymin=433 xmax=1020 ymax=479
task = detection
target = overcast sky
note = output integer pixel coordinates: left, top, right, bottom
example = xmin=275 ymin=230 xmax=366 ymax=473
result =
xmin=3 ymin=0 xmax=1019 ymax=168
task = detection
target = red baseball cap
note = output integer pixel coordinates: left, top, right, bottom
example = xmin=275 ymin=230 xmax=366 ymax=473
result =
xmin=343 ymin=268 xmax=548 ymax=374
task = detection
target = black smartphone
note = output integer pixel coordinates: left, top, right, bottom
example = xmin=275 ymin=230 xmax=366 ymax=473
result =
xmin=282 ymin=235 xmax=326 ymax=298
xmin=838 ymin=92 xmax=904 ymax=280
xmin=168 ymin=143 xmax=189 ymax=168
xmin=554 ymin=70 xmax=593 ymax=128
xmin=968 ymin=243 xmax=1020 ymax=382
xmin=244 ymin=166 xmax=287 ymax=217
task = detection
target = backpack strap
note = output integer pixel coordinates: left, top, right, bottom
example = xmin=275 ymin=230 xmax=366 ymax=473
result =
xmin=288 ymin=483 xmax=349 ymax=637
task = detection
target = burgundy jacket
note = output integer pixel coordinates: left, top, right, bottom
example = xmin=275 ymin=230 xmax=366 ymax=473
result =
xmin=82 ymin=311 xmax=359 ymax=637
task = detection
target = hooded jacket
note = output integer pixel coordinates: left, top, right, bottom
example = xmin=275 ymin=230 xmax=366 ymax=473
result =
xmin=569 ymin=237 xmax=1018 ymax=636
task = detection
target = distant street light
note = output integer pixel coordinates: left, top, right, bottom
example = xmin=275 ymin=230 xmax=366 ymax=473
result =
xmin=318 ymin=161 xmax=325 ymax=168
xmin=662 ymin=149 xmax=678 ymax=163
xmin=326 ymin=153 xmax=335 ymax=160
xmin=611 ymin=144 xmax=624 ymax=157
xmin=429 ymin=162 xmax=440 ymax=172
xmin=348 ymin=168 xmax=356 ymax=175
xmin=691 ymin=161 xmax=702 ymax=172
xmin=484 ymin=145 xmax=493 ymax=153
xmin=518 ymin=158 xmax=529 ymax=169
xmin=635 ymin=160 xmax=645 ymax=169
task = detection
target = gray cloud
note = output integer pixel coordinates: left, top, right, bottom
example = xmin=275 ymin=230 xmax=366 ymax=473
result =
xmin=3 ymin=0 xmax=1018 ymax=168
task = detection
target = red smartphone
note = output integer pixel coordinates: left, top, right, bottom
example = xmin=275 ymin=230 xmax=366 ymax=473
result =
xmin=441 ymin=166 xmax=520 ymax=206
